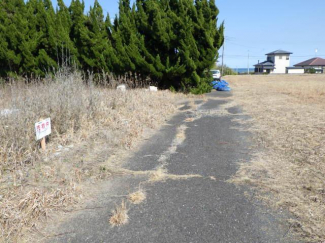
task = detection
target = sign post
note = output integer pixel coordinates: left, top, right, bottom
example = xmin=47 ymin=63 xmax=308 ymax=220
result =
xmin=35 ymin=118 xmax=51 ymax=150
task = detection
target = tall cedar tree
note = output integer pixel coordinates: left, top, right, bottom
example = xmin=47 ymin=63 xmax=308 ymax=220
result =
xmin=0 ymin=0 xmax=224 ymax=93
xmin=56 ymin=0 xmax=77 ymax=67
xmin=132 ymin=0 xmax=224 ymax=93
xmin=69 ymin=0 xmax=91 ymax=71
xmin=114 ymin=0 xmax=160 ymax=86
xmin=0 ymin=0 xmax=10 ymax=76
xmin=0 ymin=0 xmax=26 ymax=76
xmin=111 ymin=1 xmax=135 ymax=75
xmin=87 ymin=0 xmax=114 ymax=73
xmin=36 ymin=0 xmax=58 ymax=75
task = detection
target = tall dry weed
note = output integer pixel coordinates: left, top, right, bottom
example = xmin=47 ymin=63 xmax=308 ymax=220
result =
xmin=0 ymin=69 xmax=185 ymax=241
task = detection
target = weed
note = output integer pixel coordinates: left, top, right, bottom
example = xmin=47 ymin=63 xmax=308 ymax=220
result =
xmin=109 ymin=200 xmax=129 ymax=226
xmin=128 ymin=190 xmax=146 ymax=205
xmin=0 ymin=70 xmax=186 ymax=241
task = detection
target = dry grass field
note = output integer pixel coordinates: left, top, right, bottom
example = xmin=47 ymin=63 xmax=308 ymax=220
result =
xmin=228 ymin=74 xmax=325 ymax=242
xmin=0 ymin=71 xmax=187 ymax=242
xmin=2 ymin=72 xmax=324 ymax=242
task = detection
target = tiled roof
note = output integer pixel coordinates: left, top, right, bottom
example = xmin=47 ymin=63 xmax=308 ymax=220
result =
xmin=266 ymin=50 xmax=293 ymax=55
xmin=254 ymin=61 xmax=274 ymax=66
xmin=294 ymin=57 xmax=325 ymax=66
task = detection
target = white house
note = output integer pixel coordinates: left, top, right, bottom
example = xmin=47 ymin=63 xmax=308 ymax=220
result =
xmin=254 ymin=50 xmax=292 ymax=74
xmin=286 ymin=57 xmax=325 ymax=74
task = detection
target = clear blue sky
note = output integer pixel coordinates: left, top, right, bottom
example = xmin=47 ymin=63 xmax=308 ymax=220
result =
xmin=52 ymin=0 xmax=325 ymax=68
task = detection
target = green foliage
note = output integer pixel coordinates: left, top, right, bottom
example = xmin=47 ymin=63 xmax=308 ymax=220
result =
xmin=305 ymin=68 xmax=316 ymax=74
xmin=169 ymin=85 xmax=176 ymax=92
xmin=132 ymin=0 xmax=224 ymax=93
xmin=0 ymin=0 xmax=224 ymax=93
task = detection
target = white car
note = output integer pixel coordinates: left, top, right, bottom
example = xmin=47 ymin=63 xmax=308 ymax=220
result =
xmin=211 ymin=70 xmax=221 ymax=80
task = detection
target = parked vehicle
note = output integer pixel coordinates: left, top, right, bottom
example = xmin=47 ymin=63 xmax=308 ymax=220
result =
xmin=210 ymin=70 xmax=221 ymax=80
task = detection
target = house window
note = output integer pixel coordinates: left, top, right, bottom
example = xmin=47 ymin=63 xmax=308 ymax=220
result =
xmin=267 ymin=57 xmax=272 ymax=61
xmin=286 ymin=56 xmax=289 ymax=60
xmin=279 ymin=55 xmax=282 ymax=59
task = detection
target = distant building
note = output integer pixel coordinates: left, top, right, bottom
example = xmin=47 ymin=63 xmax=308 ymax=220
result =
xmin=254 ymin=50 xmax=292 ymax=74
xmin=286 ymin=57 xmax=325 ymax=74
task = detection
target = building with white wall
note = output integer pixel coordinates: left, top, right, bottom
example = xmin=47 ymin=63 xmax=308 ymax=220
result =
xmin=254 ymin=50 xmax=292 ymax=74
xmin=287 ymin=57 xmax=325 ymax=74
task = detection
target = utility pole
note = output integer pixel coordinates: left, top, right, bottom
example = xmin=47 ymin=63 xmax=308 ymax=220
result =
xmin=258 ymin=60 xmax=260 ymax=73
xmin=247 ymin=50 xmax=250 ymax=75
xmin=221 ymin=42 xmax=225 ymax=76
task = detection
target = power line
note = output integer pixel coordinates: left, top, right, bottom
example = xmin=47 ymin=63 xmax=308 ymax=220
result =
xmin=225 ymin=41 xmax=260 ymax=49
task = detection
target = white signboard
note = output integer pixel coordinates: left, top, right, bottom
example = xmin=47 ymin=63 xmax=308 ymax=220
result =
xmin=35 ymin=118 xmax=51 ymax=141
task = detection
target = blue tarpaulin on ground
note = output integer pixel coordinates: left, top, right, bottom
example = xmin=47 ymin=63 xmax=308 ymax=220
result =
xmin=211 ymin=80 xmax=218 ymax=86
xmin=211 ymin=80 xmax=231 ymax=91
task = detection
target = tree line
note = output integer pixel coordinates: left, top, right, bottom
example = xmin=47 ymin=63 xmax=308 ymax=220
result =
xmin=0 ymin=0 xmax=224 ymax=93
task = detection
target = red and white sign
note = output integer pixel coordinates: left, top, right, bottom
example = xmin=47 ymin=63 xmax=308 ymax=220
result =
xmin=35 ymin=118 xmax=51 ymax=140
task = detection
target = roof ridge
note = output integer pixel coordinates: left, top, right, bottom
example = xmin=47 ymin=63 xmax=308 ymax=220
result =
xmin=294 ymin=57 xmax=325 ymax=66
xmin=266 ymin=49 xmax=292 ymax=55
xmin=310 ymin=57 xmax=323 ymax=65
xmin=310 ymin=58 xmax=317 ymax=65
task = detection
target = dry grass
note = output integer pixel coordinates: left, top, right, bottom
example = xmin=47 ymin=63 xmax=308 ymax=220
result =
xmin=109 ymin=200 xmax=129 ymax=226
xmin=0 ymin=70 xmax=186 ymax=241
xmin=149 ymin=167 xmax=201 ymax=182
xmin=128 ymin=190 xmax=146 ymax=205
xmin=158 ymin=124 xmax=187 ymax=164
xmin=0 ymin=71 xmax=183 ymax=171
xmin=227 ymin=74 xmax=325 ymax=242
xmin=1 ymin=186 xmax=78 ymax=241
xmin=149 ymin=167 xmax=169 ymax=182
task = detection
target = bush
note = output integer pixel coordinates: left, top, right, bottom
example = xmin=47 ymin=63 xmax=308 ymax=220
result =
xmin=305 ymin=68 xmax=316 ymax=74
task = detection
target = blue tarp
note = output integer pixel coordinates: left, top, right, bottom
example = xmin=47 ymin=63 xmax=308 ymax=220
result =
xmin=211 ymin=80 xmax=231 ymax=91
xmin=211 ymin=80 xmax=218 ymax=86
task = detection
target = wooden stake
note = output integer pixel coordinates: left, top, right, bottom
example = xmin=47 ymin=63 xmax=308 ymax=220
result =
xmin=41 ymin=137 xmax=46 ymax=150
xmin=38 ymin=117 xmax=46 ymax=151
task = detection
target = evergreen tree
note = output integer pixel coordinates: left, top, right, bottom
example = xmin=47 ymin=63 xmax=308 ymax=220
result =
xmin=35 ymin=0 xmax=58 ymax=75
xmin=21 ymin=0 xmax=41 ymax=76
xmin=0 ymin=0 xmax=26 ymax=76
xmin=111 ymin=0 xmax=135 ymax=75
xmin=132 ymin=0 xmax=224 ymax=93
xmin=194 ymin=0 xmax=224 ymax=73
xmin=86 ymin=0 xmax=116 ymax=73
xmin=104 ymin=14 xmax=119 ymax=72
xmin=69 ymin=0 xmax=89 ymax=70
xmin=118 ymin=1 xmax=161 ymax=85
xmin=56 ymin=0 xmax=77 ymax=67
xmin=0 ymin=0 xmax=224 ymax=94
xmin=0 ymin=0 xmax=9 ymax=76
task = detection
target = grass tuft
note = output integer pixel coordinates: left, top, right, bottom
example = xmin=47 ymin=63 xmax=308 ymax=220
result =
xmin=149 ymin=167 xmax=201 ymax=182
xmin=128 ymin=190 xmax=146 ymax=205
xmin=149 ymin=168 xmax=168 ymax=182
xmin=109 ymin=200 xmax=129 ymax=227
